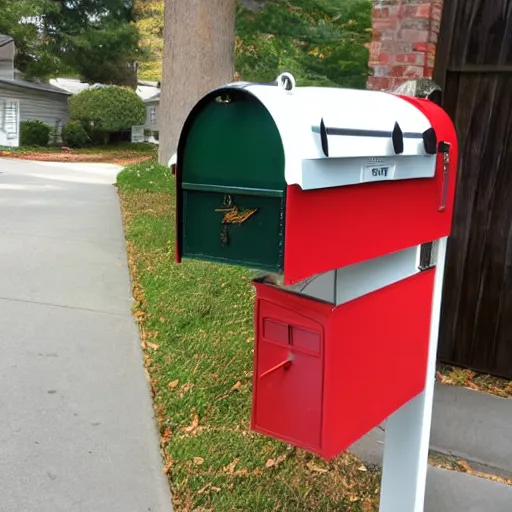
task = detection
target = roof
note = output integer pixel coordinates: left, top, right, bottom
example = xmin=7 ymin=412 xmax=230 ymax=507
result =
xmin=0 ymin=77 xmax=71 ymax=95
xmin=50 ymin=78 xmax=91 ymax=95
xmin=137 ymin=85 xmax=160 ymax=101
xmin=0 ymin=35 xmax=13 ymax=48
xmin=145 ymin=92 xmax=160 ymax=103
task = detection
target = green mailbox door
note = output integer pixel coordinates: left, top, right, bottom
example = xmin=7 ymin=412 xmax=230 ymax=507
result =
xmin=178 ymin=88 xmax=286 ymax=271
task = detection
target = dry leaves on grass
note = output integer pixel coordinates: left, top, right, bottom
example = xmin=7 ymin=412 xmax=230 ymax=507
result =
xmin=193 ymin=457 xmax=205 ymax=466
xmin=179 ymin=383 xmax=195 ymax=396
xmin=168 ymin=379 xmax=180 ymax=389
xmin=181 ymin=414 xmax=200 ymax=435
xmin=224 ymin=458 xmax=240 ymax=474
xmin=163 ymin=459 xmax=173 ymax=474
xmin=306 ymin=461 xmax=328 ymax=473
xmin=437 ymin=366 xmax=512 ymax=398
xmin=265 ymin=454 xmax=287 ymax=469
xmin=197 ymin=483 xmax=221 ymax=495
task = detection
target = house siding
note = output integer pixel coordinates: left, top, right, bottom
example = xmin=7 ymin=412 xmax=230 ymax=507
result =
xmin=0 ymin=41 xmax=15 ymax=80
xmin=0 ymin=84 xmax=69 ymax=129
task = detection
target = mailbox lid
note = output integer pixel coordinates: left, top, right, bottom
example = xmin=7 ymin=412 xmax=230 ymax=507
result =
xmin=252 ymin=281 xmax=333 ymax=452
xmin=177 ymin=88 xmax=286 ymax=271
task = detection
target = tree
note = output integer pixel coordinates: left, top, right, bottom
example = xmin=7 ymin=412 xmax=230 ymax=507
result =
xmin=43 ymin=0 xmax=141 ymax=85
xmin=69 ymin=86 xmax=145 ymax=143
xmin=135 ymin=0 xmax=164 ymax=81
xmin=158 ymin=0 xmax=237 ymax=165
xmin=0 ymin=0 xmax=62 ymax=80
xmin=0 ymin=0 xmax=141 ymax=84
xmin=236 ymin=0 xmax=371 ymax=88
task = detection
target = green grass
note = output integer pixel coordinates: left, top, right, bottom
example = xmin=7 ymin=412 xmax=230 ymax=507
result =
xmin=117 ymin=162 xmax=380 ymax=511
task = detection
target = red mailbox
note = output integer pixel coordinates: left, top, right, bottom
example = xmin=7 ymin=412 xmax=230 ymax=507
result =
xmin=251 ymin=249 xmax=437 ymax=460
xmin=175 ymin=75 xmax=459 ymax=472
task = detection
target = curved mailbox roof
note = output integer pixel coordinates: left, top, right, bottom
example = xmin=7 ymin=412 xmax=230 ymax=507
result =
xmin=183 ymin=80 xmax=438 ymax=192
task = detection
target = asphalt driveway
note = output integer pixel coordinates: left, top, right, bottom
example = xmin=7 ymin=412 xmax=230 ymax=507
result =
xmin=0 ymin=158 xmax=173 ymax=512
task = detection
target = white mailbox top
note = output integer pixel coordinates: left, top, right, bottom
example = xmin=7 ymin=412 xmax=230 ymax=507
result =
xmin=202 ymin=75 xmax=439 ymax=191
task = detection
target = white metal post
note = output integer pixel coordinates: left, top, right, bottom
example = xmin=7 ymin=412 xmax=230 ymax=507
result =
xmin=378 ymin=236 xmax=448 ymax=512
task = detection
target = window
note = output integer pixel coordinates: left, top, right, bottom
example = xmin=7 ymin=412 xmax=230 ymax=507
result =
xmin=149 ymin=106 xmax=156 ymax=125
xmin=0 ymin=100 xmax=4 ymax=131
xmin=4 ymin=102 xmax=17 ymax=135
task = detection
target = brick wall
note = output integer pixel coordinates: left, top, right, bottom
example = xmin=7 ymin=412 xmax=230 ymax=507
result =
xmin=367 ymin=1 xmax=444 ymax=90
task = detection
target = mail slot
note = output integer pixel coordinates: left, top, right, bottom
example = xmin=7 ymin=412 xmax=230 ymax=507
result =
xmin=251 ymin=264 xmax=436 ymax=460
xmin=175 ymin=76 xmax=458 ymax=284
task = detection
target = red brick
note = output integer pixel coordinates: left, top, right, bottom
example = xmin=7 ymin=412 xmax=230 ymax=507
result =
xmin=413 ymin=42 xmax=435 ymax=53
xmin=390 ymin=65 xmax=406 ymax=77
xmin=424 ymin=66 xmax=435 ymax=78
xmin=374 ymin=19 xmax=399 ymax=32
xmin=400 ymin=28 xmax=430 ymax=43
xmin=432 ymin=4 xmax=443 ymax=22
xmin=404 ymin=66 xmax=425 ymax=79
xmin=373 ymin=7 xmax=389 ymax=19
xmin=394 ymin=53 xmax=422 ymax=64
xmin=378 ymin=52 xmax=392 ymax=65
xmin=367 ymin=76 xmax=393 ymax=91
xmin=416 ymin=3 xmax=432 ymax=18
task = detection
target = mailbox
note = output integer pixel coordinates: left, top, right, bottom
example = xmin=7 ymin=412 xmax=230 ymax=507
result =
xmin=175 ymin=77 xmax=458 ymax=284
xmin=251 ymin=241 xmax=438 ymax=460
xmin=175 ymin=75 xmax=459 ymax=466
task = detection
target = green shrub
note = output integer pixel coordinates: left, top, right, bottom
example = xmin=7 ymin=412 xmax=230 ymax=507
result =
xmin=68 ymin=86 xmax=146 ymax=135
xmin=61 ymin=121 xmax=90 ymax=148
xmin=20 ymin=120 xmax=51 ymax=146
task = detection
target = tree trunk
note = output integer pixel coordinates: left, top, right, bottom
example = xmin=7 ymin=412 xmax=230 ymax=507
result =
xmin=158 ymin=0 xmax=237 ymax=165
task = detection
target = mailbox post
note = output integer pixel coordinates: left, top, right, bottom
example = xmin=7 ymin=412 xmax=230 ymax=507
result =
xmin=174 ymin=73 xmax=458 ymax=512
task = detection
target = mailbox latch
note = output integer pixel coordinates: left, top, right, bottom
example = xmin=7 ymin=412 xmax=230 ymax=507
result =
xmin=438 ymin=142 xmax=451 ymax=212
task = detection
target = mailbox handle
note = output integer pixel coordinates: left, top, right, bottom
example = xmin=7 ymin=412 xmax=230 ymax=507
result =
xmin=260 ymin=356 xmax=293 ymax=378
xmin=438 ymin=141 xmax=451 ymax=212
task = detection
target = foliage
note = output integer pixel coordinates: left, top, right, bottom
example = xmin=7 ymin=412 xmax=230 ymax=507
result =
xmin=236 ymin=0 xmax=372 ymax=88
xmin=20 ymin=120 xmax=51 ymax=146
xmin=69 ymin=86 xmax=146 ymax=134
xmin=116 ymin=160 xmax=382 ymax=510
xmin=134 ymin=0 xmax=164 ymax=81
xmin=0 ymin=0 xmax=140 ymax=84
xmin=0 ymin=0 xmax=61 ymax=80
xmin=61 ymin=121 xmax=90 ymax=148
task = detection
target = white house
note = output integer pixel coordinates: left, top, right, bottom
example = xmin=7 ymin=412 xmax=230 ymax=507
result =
xmin=0 ymin=35 xmax=70 ymax=147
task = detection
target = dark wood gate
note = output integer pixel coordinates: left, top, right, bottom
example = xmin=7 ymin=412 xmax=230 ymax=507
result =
xmin=434 ymin=1 xmax=512 ymax=378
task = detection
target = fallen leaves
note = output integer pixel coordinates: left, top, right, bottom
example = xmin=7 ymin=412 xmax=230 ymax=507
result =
xmin=181 ymin=414 xmax=199 ymax=435
xmin=224 ymin=458 xmax=240 ymax=474
xmin=161 ymin=427 xmax=172 ymax=447
xmin=230 ymin=381 xmax=242 ymax=392
xmin=193 ymin=457 xmax=205 ymax=466
xmin=265 ymin=454 xmax=287 ymax=469
xmin=168 ymin=379 xmax=179 ymax=389
xmin=306 ymin=461 xmax=328 ymax=473
xmin=437 ymin=364 xmax=512 ymax=398
xmin=163 ymin=459 xmax=173 ymax=474
xmin=179 ymin=383 xmax=195 ymax=396
xmin=197 ymin=483 xmax=221 ymax=495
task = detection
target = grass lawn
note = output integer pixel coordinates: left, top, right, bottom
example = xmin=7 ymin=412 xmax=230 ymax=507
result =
xmin=0 ymin=142 xmax=157 ymax=165
xmin=117 ymin=160 xmax=381 ymax=511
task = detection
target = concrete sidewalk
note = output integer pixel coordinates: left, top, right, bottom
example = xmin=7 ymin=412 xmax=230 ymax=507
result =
xmin=350 ymin=382 xmax=512 ymax=511
xmin=0 ymin=159 xmax=172 ymax=512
